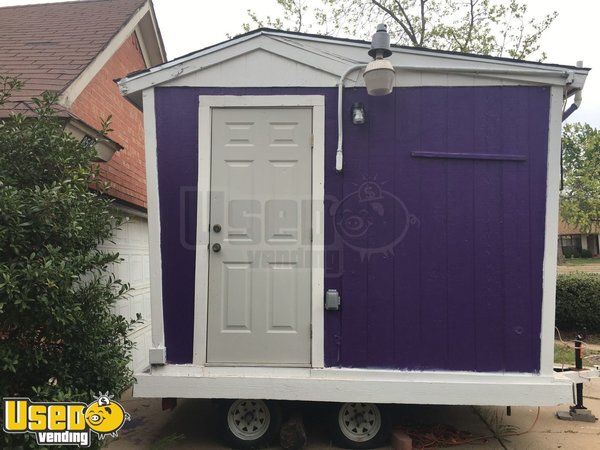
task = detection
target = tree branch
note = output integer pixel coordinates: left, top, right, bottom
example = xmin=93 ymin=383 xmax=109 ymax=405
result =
xmin=419 ymin=0 xmax=427 ymax=46
xmin=394 ymin=0 xmax=417 ymax=41
xmin=463 ymin=0 xmax=477 ymax=51
xmin=371 ymin=0 xmax=419 ymax=46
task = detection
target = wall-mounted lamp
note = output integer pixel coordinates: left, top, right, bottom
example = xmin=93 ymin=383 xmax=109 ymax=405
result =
xmin=363 ymin=24 xmax=395 ymax=96
xmin=351 ymin=102 xmax=366 ymax=124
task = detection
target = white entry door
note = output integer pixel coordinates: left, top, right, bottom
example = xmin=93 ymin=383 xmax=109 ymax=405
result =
xmin=206 ymin=107 xmax=312 ymax=366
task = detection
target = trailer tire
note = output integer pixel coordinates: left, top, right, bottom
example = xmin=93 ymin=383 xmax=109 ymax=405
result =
xmin=330 ymin=402 xmax=390 ymax=449
xmin=218 ymin=399 xmax=281 ymax=449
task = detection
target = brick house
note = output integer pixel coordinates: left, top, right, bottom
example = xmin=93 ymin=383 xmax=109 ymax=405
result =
xmin=0 ymin=0 xmax=166 ymax=372
xmin=558 ymin=219 xmax=600 ymax=257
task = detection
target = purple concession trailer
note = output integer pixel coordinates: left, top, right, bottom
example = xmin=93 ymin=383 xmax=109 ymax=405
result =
xmin=118 ymin=26 xmax=595 ymax=448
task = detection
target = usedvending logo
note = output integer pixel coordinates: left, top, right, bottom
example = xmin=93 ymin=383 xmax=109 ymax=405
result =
xmin=333 ymin=179 xmax=419 ymax=258
xmin=3 ymin=393 xmax=130 ymax=447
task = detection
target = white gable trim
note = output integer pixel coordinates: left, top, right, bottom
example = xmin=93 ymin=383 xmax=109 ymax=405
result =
xmin=120 ymin=35 xmax=355 ymax=95
xmin=136 ymin=2 xmax=168 ymax=66
xmin=160 ymin=47 xmax=343 ymax=88
xmin=59 ymin=1 xmax=165 ymax=108
xmin=119 ymin=30 xmax=587 ymax=101
xmin=135 ymin=26 xmax=152 ymax=68
xmin=146 ymin=1 xmax=167 ymax=63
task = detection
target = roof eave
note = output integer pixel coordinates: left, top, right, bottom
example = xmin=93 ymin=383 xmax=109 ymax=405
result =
xmin=118 ymin=28 xmax=590 ymax=106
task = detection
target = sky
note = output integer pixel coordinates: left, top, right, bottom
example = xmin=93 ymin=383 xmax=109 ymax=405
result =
xmin=1 ymin=0 xmax=599 ymax=126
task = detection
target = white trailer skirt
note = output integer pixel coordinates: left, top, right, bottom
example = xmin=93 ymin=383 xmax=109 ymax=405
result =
xmin=133 ymin=365 xmax=575 ymax=406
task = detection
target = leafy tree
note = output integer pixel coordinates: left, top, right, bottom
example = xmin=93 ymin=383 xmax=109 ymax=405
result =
xmin=560 ymin=123 xmax=600 ymax=234
xmin=0 ymin=77 xmax=133 ymax=448
xmin=243 ymin=0 xmax=557 ymax=60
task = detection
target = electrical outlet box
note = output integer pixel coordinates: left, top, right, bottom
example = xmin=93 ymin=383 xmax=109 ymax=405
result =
xmin=325 ymin=289 xmax=341 ymax=310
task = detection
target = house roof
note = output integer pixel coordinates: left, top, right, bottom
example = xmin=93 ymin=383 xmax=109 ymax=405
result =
xmin=141 ymin=27 xmax=593 ymax=78
xmin=559 ymin=219 xmax=600 ymax=235
xmin=0 ymin=0 xmax=152 ymax=117
xmin=118 ymin=27 xmax=590 ymax=108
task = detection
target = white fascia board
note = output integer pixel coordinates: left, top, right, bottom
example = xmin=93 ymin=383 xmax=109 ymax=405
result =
xmin=287 ymin=35 xmax=587 ymax=88
xmin=119 ymin=34 xmax=352 ymax=96
xmin=119 ymin=29 xmax=589 ymax=103
xmin=147 ymin=1 xmax=167 ymax=63
xmin=135 ymin=5 xmax=167 ymax=66
xmin=135 ymin=25 xmax=152 ymax=68
xmin=59 ymin=1 xmax=151 ymax=108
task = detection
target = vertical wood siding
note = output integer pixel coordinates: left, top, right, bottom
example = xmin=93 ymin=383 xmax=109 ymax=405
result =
xmin=155 ymin=86 xmax=549 ymax=372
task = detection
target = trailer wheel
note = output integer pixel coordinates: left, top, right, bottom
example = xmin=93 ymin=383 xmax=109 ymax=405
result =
xmin=218 ymin=399 xmax=281 ymax=449
xmin=330 ymin=402 xmax=389 ymax=449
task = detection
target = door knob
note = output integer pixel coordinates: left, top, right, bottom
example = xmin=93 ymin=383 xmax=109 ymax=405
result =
xmin=213 ymin=224 xmax=222 ymax=233
xmin=212 ymin=243 xmax=221 ymax=253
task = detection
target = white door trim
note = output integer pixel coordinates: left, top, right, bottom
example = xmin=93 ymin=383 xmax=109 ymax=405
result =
xmin=193 ymin=95 xmax=326 ymax=368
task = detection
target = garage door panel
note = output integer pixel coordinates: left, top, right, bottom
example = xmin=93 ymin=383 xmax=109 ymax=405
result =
xmin=100 ymin=214 xmax=150 ymax=372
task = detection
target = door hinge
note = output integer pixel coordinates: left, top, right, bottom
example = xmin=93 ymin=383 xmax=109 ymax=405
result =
xmin=310 ymin=134 xmax=314 ymax=149
xmin=310 ymin=324 xmax=313 ymax=338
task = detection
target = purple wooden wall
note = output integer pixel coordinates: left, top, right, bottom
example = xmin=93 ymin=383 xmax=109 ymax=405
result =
xmin=154 ymin=85 xmax=550 ymax=373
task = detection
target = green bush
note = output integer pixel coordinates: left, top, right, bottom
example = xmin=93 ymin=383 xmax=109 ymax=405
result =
xmin=563 ymin=247 xmax=579 ymax=258
xmin=0 ymin=77 xmax=133 ymax=449
xmin=556 ymin=272 xmax=600 ymax=332
xmin=580 ymin=249 xmax=593 ymax=258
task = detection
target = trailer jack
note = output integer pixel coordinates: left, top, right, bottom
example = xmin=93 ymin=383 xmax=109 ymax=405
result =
xmin=556 ymin=337 xmax=599 ymax=423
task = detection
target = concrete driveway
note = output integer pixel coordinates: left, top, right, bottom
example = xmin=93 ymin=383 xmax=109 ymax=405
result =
xmin=108 ymin=379 xmax=600 ymax=449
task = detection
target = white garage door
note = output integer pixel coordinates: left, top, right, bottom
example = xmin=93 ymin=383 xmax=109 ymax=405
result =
xmin=99 ymin=212 xmax=151 ymax=373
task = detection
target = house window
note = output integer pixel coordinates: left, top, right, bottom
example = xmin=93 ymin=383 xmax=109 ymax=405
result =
xmin=559 ymin=234 xmax=582 ymax=257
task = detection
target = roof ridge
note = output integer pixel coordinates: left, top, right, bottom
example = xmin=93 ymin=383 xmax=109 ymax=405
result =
xmin=0 ymin=0 xmax=145 ymax=11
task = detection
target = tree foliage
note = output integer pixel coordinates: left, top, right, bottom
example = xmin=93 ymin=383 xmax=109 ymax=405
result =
xmin=0 ymin=77 xmax=133 ymax=448
xmin=560 ymin=123 xmax=600 ymax=234
xmin=243 ymin=0 xmax=557 ymax=60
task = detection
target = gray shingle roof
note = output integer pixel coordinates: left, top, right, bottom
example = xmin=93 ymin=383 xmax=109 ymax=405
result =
xmin=0 ymin=0 xmax=147 ymax=116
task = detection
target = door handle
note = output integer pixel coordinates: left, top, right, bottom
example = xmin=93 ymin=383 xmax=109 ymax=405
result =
xmin=212 ymin=224 xmax=222 ymax=233
xmin=212 ymin=243 xmax=221 ymax=253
